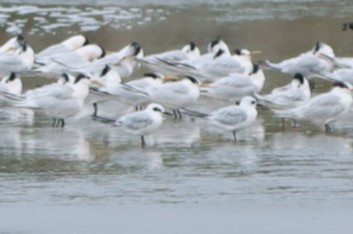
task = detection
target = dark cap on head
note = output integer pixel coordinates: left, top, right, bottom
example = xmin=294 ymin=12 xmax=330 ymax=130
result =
xmin=213 ymin=49 xmax=224 ymax=59
xmin=210 ymin=36 xmax=221 ymax=49
xmin=144 ymin=72 xmax=160 ymax=79
xmin=333 ymin=81 xmax=349 ymax=89
xmin=8 ymin=72 xmax=16 ymax=82
xmin=185 ymin=75 xmax=199 ymax=84
xmin=100 ymin=65 xmax=111 ymax=77
xmin=83 ymin=36 xmax=90 ymax=46
xmin=74 ymin=73 xmax=89 ymax=84
xmin=313 ymin=41 xmax=322 ymax=54
xmin=61 ymin=73 xmax=70 ymax=83
xmin=189 ymin=41 xmax=196 ymax=50
xmin=130 ymin=42 xmax=141 ymax=56
xmin=293 ymin=73 xmax=305 ymax=84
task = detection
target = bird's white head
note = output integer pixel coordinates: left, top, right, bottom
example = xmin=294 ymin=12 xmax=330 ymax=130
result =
xmin=147 ymin=103 xmax=165 ymax=114
xmin=1 ymin=72 xmax=22 ymax=95
xmin=240 ymin=96 xmax=257 ymax=107
xmin=61 ymin=35 xmax=89 ymax=50
xmin=182 ymin=41 xmax=201 ymax=59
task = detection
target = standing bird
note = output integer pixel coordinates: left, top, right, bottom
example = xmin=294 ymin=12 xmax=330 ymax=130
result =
xmin=184 ymin=96 xmax=258 ymax=141
xmin=255 ymin=73 xmax=311 ymax=109
xmin=273 ymin=81 xmax=353 ymax=132
xmin=200 ymin=64 xmax=265 ymax=102
xmin=139 ymin=41 xmax=200 ymax=66
xmin=0 ymin=35 xmax=26 ymax=54
xmin=0 ymin=41 xmax=35 ymax=74
xmin=35 ymin=34 xmax=89 ymax=63
xmin=0 ymin=73 xmax=104 ymax=127
xmin=92 ymin=103 xmax=168 ymax=147
xmin=0 ymin=72 xmax=22 ymax=96
xmin=147 ymin=76 xmax=200 ymax=119
xmin=264 ymin=42 xmax=336 ymax=79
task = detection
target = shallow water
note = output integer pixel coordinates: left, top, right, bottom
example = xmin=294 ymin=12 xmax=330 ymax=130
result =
xmin=1 ymin=1 xmax=353 ymax=233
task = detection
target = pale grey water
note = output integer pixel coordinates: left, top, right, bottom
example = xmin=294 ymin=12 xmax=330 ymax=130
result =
xmin=1 ymin=1 xmax=353 ymax=233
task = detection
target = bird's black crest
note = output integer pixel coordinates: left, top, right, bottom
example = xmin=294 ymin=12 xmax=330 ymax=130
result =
xmin=185 ymin=75 xmax=199 ymax=84
xmin=7 ymin=72 xmax=16 ymax=82
xmin=189 ymin=41 xmax=196 ymax=50
xmin=75 ymin=73 xmax=89 ymax=84
xmin=250 ymin=64 xmax=259 ymax=75
xmin=210 ymin=36 xmax=221 ymax=49
xmin=131 ymin=42 xmax=141 ymax=56
xmin=213 ymin=49 xmax=224 ymax=59
xmin=333 ymin=81 xmax=349 ymax=89
xmin=293 ymin=73 xmax=305 ymax=84
xmin=99 ymin=46 xmax=106 ymax=58
xmin=100 ymin=65 xmax=111 ymax=77
xmin=144 ymin=72 xmax=160 ymax=79
xmin=83 ymin=36 xmax=90 ymax=46
xmin=16 ymin=34 xmax=25 ymax=42
xmin=313 ymin=41 xmax=321 ymax=54
xmin=61 ymin=73 xmax=70 ymax=83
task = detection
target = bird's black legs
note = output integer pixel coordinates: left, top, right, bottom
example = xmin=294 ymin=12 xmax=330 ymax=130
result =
xmin=233 ymin=130 xmax=237 ymax=142
xmin=141 ymin=135 xmax=146 ymax=148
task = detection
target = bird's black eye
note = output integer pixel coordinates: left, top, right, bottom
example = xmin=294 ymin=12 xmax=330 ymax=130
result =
xmin=153 ymin=107 xmax=162 ymax=112
xmin=251 ymin=100 xmax=256 ymax=105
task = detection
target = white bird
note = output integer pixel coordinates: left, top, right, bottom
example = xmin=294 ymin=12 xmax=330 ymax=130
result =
xmin=184 ymin=96 xmax=258 ymax=141
xmin=35 ymin=44 xmax=105 ymax=74
xmin=0 ymin=35 xmax=26 ymax=54
xmin=157 ymin=48 xmax=259 ymax=82
xmin=147 ymin=76 xmax=200 ymax=118
xmin=255 ymin=73 xmax=311 ymax=109
xmin=74 ymin=42 xmax=143 ymax=79
xmin=265 ymin=41 xmax=336 ymax=78
xmin=273 ymin=81 xmax=353 ymax=132
xmin=0 ymin=72 xmax=22 ymax=96
xmin=140 ymin=41 xmax=200 ymax=65
xmin=317 ymin=69 xmax=353 ymax=85
xmin=92 ymin=103 xmax=168 ymax=147
xmin=90 ymin=72 xmax=162 ymax=113
xmin=0 ymin=41 xmax=35 ymax=74
xmin=0 ymin=73 xmax=104 ymax=127
xmin=200 ymin=64 xmax=265 ymax=102
xmin=35 ymin=34 xmax=89 ymax=63
xmin=207 ymin=37 xmax=230 ymax=54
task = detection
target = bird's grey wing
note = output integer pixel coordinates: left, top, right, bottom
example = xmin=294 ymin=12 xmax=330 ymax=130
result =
xmin=296 ymin=93 xmax=345 ymax=119
xmin=213 ymin=75 xmax=252 ymax=88
xmin=51 ymin=53 xmax=90 ymax=69
xmin=118 ymin=113 xmax=154 ymax=131
xmin=0 ymin=54 xmax=26 ymax=72
xmin=26 ymin=84 xmax=73 ymax=100
xmin=210 ymin=107 xmax=247 ymax=126
xmin=36 ymin=44 xmax=72 ymax=58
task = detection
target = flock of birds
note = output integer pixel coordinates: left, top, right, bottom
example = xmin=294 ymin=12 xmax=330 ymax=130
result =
xmin=1 ymin=33 xmax=353 ymax=147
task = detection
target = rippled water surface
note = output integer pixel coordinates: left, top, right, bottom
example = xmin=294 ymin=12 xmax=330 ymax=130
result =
xmin=1 ymin=0 xmax=353 ymax=233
